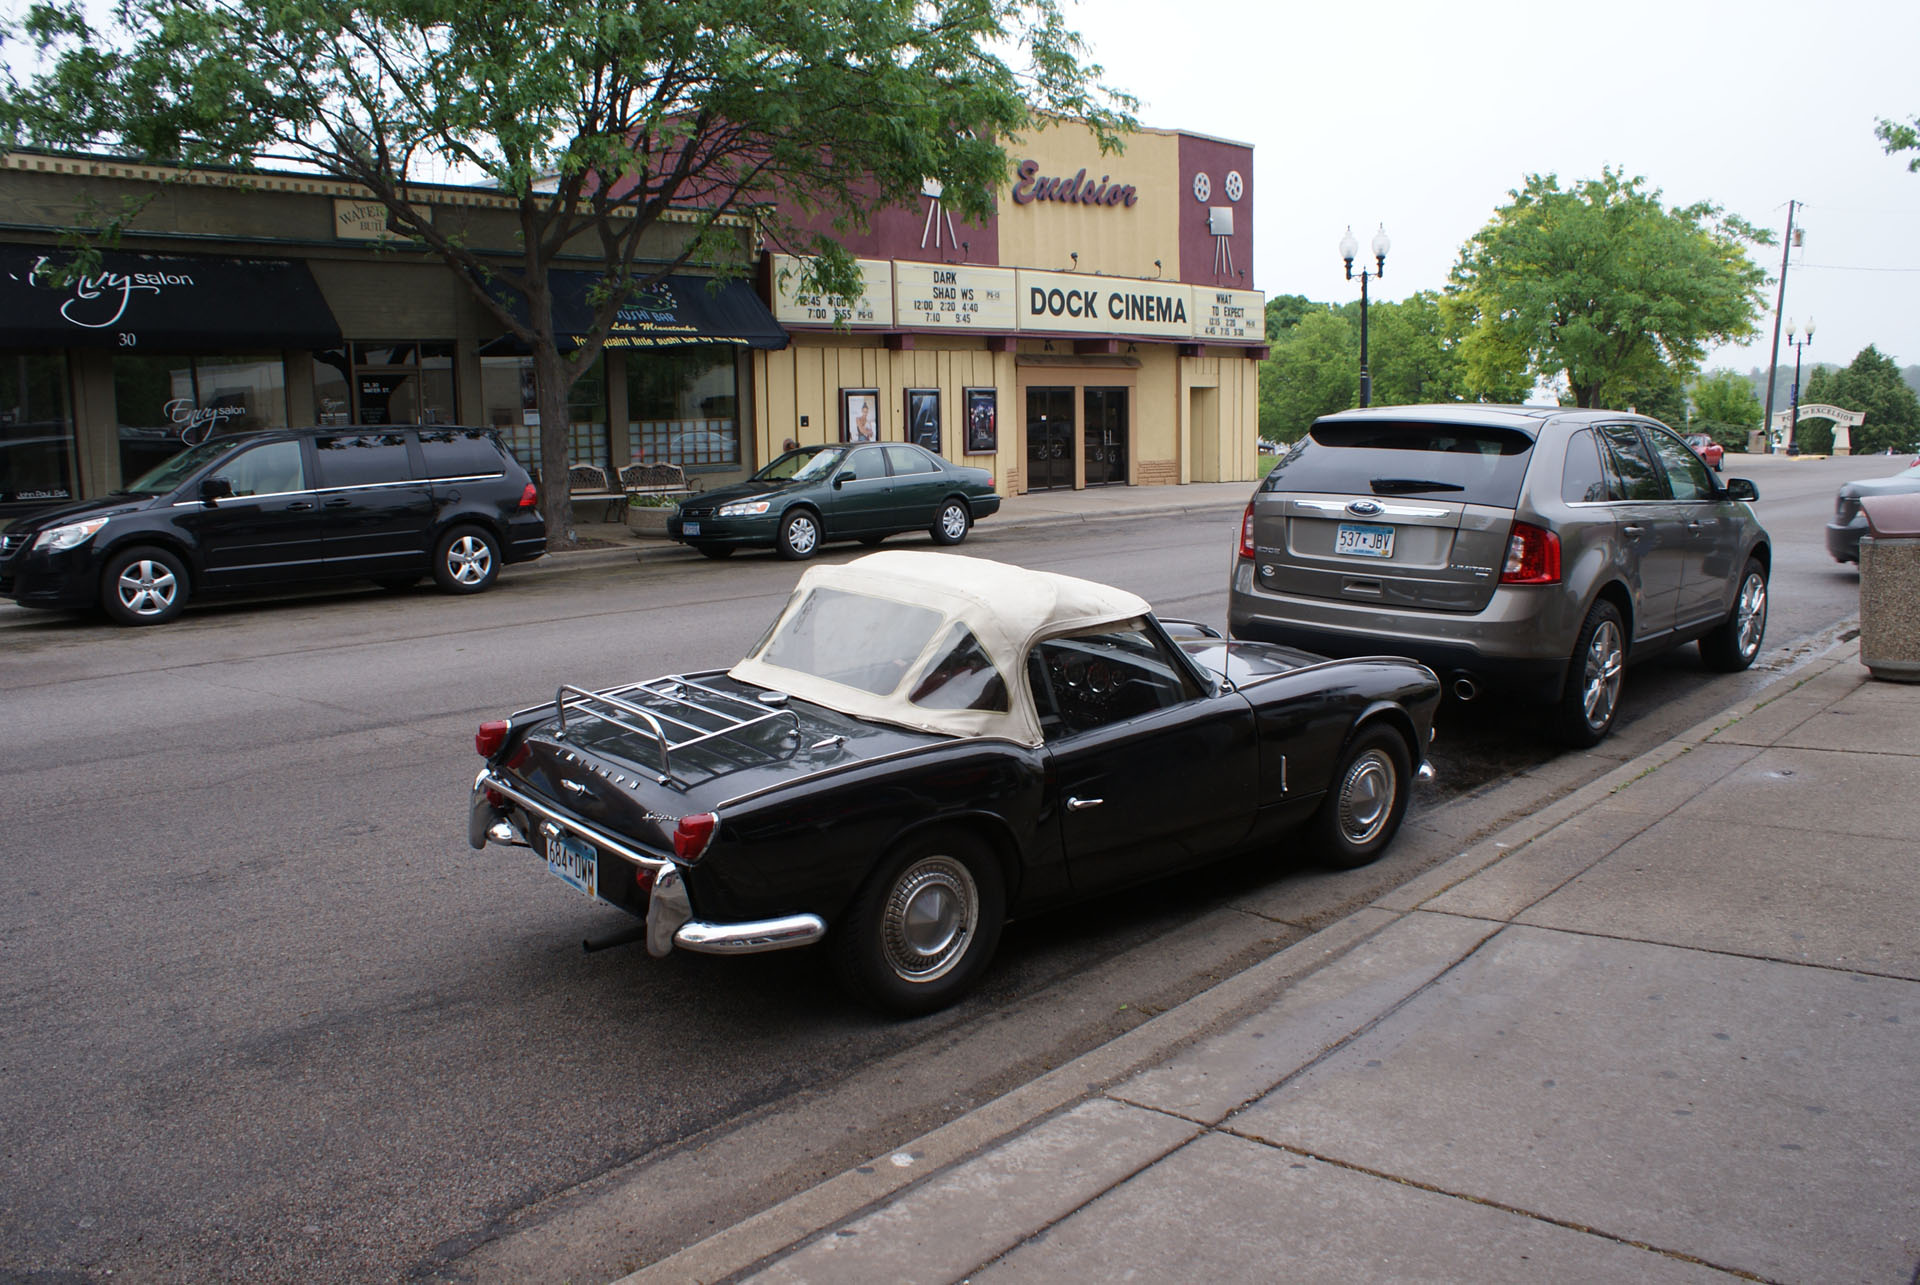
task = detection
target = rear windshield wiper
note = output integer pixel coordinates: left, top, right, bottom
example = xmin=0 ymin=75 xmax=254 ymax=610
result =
xmin=1370 ymin=478 xmax=1465 ymax=494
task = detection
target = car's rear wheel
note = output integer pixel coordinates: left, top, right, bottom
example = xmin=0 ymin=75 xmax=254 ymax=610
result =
xmin=1553 ymin=599 xmax=1626 ymax=747
xmin=776 ymin=508 xmax=821 ymax=560
xmin=433 ymin=525 xmax=500 ymax=593
xmin=930 ymin=499 xmax=971 ymax=546
xmin=1308 ymin=724 xmax=1411 ymax=869
xmin=1699 ymin=557 xmax=1768 ymax=672
xmin=833 ymin=830 xmax=1005 ymax=1016
xmin=101 ymin=545 xmax=189 ymax=626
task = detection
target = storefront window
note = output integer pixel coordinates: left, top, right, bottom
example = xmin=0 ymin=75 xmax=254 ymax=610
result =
xmin=627 ymin=347 xmax=739 ymax=466
xmin=311 ymin=341 xmax=457 ymax=426
xmin=0 ymin=352 xmax=76 ymax=506
xmin=480 ymin=353 xmax=607 ymax=473
xmin=114 ymin=353 xmax=287 ymax=483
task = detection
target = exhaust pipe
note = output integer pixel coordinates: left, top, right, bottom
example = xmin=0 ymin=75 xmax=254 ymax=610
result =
xmin=1451 ymin=676 xmax=1480 ymax=702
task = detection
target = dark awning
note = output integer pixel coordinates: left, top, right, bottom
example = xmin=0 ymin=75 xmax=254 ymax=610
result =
xmin=479 ymin=270 xmax=787 ymax=354
xmin=0 ymin=243 xmax=341 ymax=350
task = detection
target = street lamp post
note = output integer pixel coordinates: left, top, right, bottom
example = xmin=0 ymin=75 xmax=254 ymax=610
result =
xmin=1340 ymin=224 xmax=1390 ymax=407
xmin=1785 ymin=318 xmax=1814 ymax=456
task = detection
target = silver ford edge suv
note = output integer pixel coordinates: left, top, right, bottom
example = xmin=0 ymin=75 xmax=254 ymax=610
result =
xmin=1228 ymin=405 xmax=1771 ymax=746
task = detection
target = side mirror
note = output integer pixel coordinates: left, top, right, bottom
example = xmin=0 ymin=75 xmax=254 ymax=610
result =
xmin=1723 ymin=477 xmax=1759 ymax=502
xmin=833 ymin=470 xmax=855 ymax=489
xmin=200 ymin=476 xmax=234 ymax=504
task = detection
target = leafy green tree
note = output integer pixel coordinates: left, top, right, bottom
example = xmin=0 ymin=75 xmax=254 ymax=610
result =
xmin=1259 ymin=308 xmax=1359 ymax=442
xmin=1263 ymin=293 xmax=1318 ymax=343
xmin=1876 ymin=114 xmax=1920 ymax=171
xmin=1800 ymin=346 xmax=1920 ymax=456
xmin=1 ymin=0 xmax=1130 ymax=541
xmin=1367 ymin=291 xmax=1468 ymax=406
xmin=1688 ymin=369 xmax=1762 ymax=445
xmin=1448 ymin=168 xmax=1770 ymax=409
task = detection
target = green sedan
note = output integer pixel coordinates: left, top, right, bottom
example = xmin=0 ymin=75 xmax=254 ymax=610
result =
xmin=667 ymin=443 xmax=1003 ymax=560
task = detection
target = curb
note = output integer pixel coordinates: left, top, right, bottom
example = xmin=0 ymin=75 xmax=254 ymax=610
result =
xmin=621 ymin=623 xmax=1867 ymax=1284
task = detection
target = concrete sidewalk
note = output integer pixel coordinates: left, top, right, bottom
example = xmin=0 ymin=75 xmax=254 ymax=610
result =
xmin=631 ymin=639 xmax=1920 ymax=1284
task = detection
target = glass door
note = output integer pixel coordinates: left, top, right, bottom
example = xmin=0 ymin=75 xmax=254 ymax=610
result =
xmin=1084 ymin=388 xmax=1128 ymax=486
xmin=1025 ymin=386 xmax=1075 ymax=491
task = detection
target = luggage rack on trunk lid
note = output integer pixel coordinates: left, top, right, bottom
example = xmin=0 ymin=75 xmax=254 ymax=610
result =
xmin=553 ymin=675 xmax=802 ymax=780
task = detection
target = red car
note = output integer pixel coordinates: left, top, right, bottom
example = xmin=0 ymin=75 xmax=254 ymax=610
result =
xmin=1684 ymin=433 xmax=1725 ymax=471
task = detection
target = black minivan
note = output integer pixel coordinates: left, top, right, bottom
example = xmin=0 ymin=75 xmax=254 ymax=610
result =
xmin=0 ymin=426 xmax=546 ymax=625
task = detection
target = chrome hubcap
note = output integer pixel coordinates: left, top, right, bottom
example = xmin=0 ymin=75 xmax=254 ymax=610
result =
xmin=787 ymin=517 xmax=818 ymax=555
xmin=1582 ymin=619 xmax=1624 ymax=730
xmin=940 ymin=505 xmax=967 ymax=539
xmin=880 ymin=856 xmax=977 ymax=982
xmin=1734 ymin=572 xmax=1767 ymax=658
xmin=1336 ymin=749 xmax=1397 ymax=846
xmin=447 ymin=536 xmax=492 ymax=585
xmin=117 ymin=561 xmax=178 ymax=616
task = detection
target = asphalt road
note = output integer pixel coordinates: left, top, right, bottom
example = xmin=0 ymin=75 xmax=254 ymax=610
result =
xmin=0 ymin=451 xmax=1902 ymax=1282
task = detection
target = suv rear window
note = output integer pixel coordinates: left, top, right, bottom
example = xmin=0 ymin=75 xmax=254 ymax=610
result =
xmin=1261 ymin=419 xmax=1535 ymax=508
xmin=419 ymin=428 xmax=508 ymax=479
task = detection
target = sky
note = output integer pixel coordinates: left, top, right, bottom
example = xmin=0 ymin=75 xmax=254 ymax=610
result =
xmin=1067 ymin=0 xmax=1920 ymax=378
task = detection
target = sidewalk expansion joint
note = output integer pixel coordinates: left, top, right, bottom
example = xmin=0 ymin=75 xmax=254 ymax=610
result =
xmin=1489 ymin=920 xmax=1920 ymax=985
xmin=1212 ymin=1134 xmax=1774 ymax=1283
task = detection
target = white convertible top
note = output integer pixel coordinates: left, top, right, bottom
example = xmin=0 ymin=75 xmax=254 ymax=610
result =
xmin=728 ymin=551 xmax=1149 ymax=747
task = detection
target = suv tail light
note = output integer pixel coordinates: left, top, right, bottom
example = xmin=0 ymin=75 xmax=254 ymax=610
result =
xmin=518 ymin=483 xmax=539 ymax=509
xmin=674 ymin=812 xmax=718 ymax=863
xmin=476 ymin=719 xmax=509 ymax=758
xmin=1500 ymin=521 xmax=1561 ymax=585
xmin=1238 ymin=501 xmax=1257 ymax=559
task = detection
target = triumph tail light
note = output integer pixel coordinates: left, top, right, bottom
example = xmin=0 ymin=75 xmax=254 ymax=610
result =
xmin=1500 ymin=521 xmax=1562 ymax=585
xmin=673 ymin=812 xmax=718 ymax=863
xmin=518 ymin=483 xmax=538 ymax=509
xmin=1238 ymin=501 xmax=1257 ymax=559
xmin=476 ymin=719 xmax=510 ymax=758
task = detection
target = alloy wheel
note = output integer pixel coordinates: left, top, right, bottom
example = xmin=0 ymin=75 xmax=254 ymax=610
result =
xmin=116 ymin=560 xmax=179 ymax=618
xmin=1734 ymin=571 xmax=1767 ymax=660
xmin=446 ymin=535 xmax=493 ymax=586
xmin=1581 ymin=617 xmax=1624 ymax=731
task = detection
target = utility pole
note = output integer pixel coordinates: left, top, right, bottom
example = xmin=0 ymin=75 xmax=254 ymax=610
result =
xmin=1759 ymin=200 xmax=1798 ymax=452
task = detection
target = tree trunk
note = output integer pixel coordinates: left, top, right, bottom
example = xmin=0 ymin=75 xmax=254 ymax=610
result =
xmin=532 ymin=341 xmax=579 ymax=547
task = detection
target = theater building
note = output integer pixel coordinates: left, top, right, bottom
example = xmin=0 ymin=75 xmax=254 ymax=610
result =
xmin=0 ymin=119 xmax=1262 ymax=521
xmin=756 ymin=121 xmax=1266 ymax=493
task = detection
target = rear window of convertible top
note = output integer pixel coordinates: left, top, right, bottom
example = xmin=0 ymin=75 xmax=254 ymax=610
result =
xmin=1261 ymin=420 xmax=1535 ymax=508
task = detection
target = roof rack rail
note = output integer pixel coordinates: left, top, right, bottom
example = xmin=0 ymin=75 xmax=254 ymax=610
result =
xmin=554 ymin=674 xmax=801 ymax=781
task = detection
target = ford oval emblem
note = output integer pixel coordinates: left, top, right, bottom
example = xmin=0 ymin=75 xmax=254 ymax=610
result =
xmin=1347 ymin=500 xmax=1384 ymax=517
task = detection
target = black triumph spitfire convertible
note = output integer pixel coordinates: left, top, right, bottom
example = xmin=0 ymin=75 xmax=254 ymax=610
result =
xmin=468 ymin=551 xmax=1440 ymax=1014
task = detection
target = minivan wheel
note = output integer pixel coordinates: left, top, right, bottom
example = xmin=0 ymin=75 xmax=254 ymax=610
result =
xmin=1553 ymin=600 xmax=1626 ymax=747
xmin=433 ymin=525 xmax=500 ymax=593
xmin=1309 ymin=724 xmax=1411 ymax=869
xmin=1699 ymin=558 xmax=1768 ymax=672
xmin=101 ymin=545 xmax=189 ymax=626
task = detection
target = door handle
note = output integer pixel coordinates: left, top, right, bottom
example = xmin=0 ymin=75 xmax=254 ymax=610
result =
xmin=1066 ymin=796 xmax=1104 ymax=811
xmin=286 ymin=501 xmax=314 ymax=510
xmin=1621 ymin=524 xmax=1645 ymax=536
xmin=323 ymin=497 xmax=352 ymax=508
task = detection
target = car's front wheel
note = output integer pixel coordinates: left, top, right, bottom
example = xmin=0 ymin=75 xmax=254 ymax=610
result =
xmin=930 ymin=499 xmax=971 ymax=546
xmin=833 ymin=830 xmax=1005 ymax=1016
xmin=433 ymin=525 xmax=500 ymax=594
xmin=101 ymin=545 xmax=189 ymax=626
xmin=1308 ymin=724 xmax=1412 ymax=869
xmin=1699 ymin=557 xmax=1768 ymax=672
xmin=1553 ymin=599 xmax=1626 ymax=747
xmin=776 ymin=508 xmax=821 ymax=560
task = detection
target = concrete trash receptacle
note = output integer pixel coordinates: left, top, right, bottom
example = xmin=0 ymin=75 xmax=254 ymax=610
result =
xmin=1858 ymin=491 xmax=1920 ymax=682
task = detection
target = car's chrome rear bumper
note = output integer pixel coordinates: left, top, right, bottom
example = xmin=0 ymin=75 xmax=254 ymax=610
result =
xmin=469 ymin=771 xmax=826 ymax=958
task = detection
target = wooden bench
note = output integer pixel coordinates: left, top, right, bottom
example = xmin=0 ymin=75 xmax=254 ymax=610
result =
xmin=568 ymin=464 xmax=628 ymax=522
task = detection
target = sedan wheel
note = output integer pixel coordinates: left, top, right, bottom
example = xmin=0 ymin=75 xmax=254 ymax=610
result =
xmin=1699 ymin=558 xmax=1768 ymax=672
xmin=930 ymin=499 xmax=970 ymax=546
xmin=101 ymin=545 xmax=189 ymax=626
xmin=777 ymin=509 xmax=821 ymax=560
xmin=1553 ymin=600 xmax=1625 ymax=747
xmin=834 ymin=831 xmax=1005 ymax=1015
xmin=1309 ymin=725 xmax=1411 ymax=869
